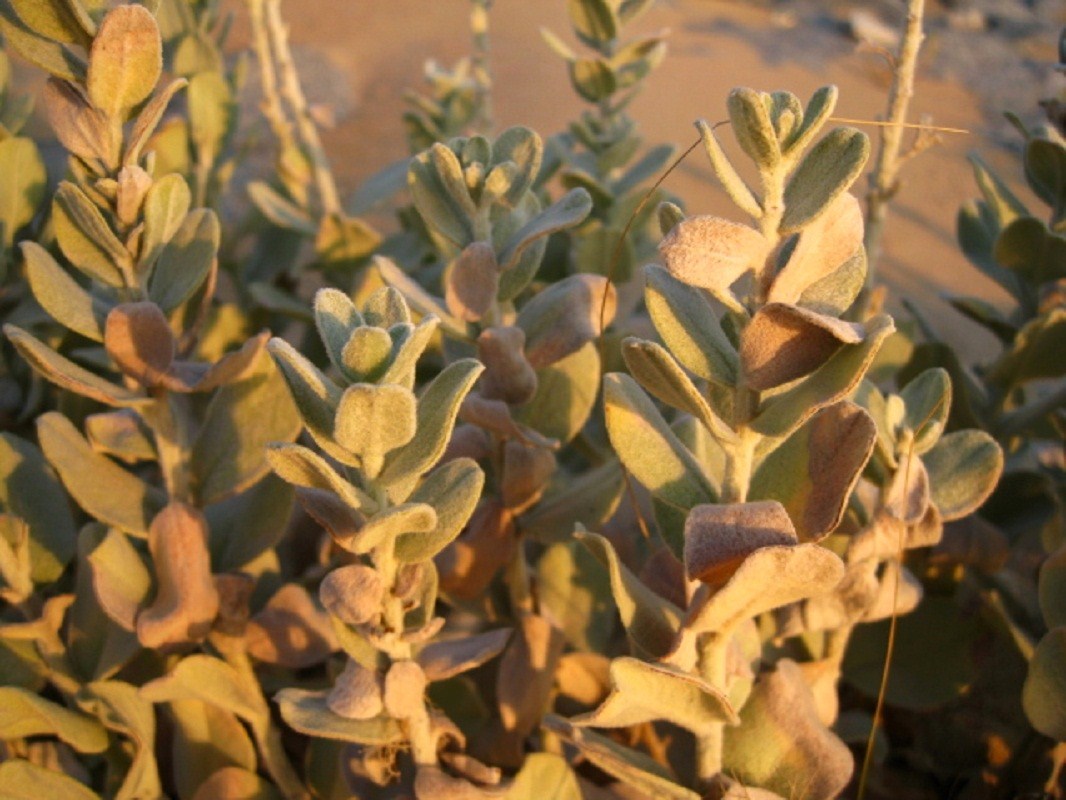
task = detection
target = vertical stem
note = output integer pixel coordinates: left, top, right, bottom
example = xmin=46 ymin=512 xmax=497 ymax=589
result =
xmin=864 ymin=0 xmax=926 ymax=283
xmin=247 ymin=0 xmax=296 ymax=154
xmin=264 ymin=0 xmax=343 ymax=216
xmin=470 ymin=0 xmax=494 ymax=134
xmin=696 ymin=629 xmax=732 ymax=788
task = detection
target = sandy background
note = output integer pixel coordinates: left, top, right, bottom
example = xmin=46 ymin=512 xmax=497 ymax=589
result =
xmin=220 ymin=0 xmax=1064 ymax=361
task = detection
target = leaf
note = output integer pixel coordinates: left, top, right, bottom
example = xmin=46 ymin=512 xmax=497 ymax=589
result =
xmin=191 ymin=768 xmax=284 ymax=800
xmin=0 ymin=685 xmax=108 ymax=752
xmin=148 ymin=208 xmax=219 ymax=313
xmin=0 ymin=137 xmax=45 ymax=246
xmin=686 ymin=543 xmax=845 ymax=634
xmin=0 ymin=433 xmax=77 ymax=582
xmin=104 ymin=301 xmax=175 ymax=386
xmin=23 ymin=242 xmax=107 ymax=341
xmin=0 ymin=760 xmax=102 ymax=800
xmin=396 ymin=458 xmax=485 ymax=562
xmin=781 ymin=127 xmax=869 ymax=234
xmin=644 ymin=264 xmax=738 ymax=386
xmin=517 ymin=274 xmax=616 ymax=369
xmin=498 ymin=188 xmax=592 ymax=275
xmin=168 ymin=700 xmax=258 ymax=800
xmin=577 ymin=530 xmax=683 ymax=660
xmin=141 ymin=654 xmax=266 ymax=723
xmin=797 ymin=251 xmax=866 ymax=316
xmin=521 ymin=460 xmax=625 ymax=544
xmin=37 ymin=412 xmax=165 ymax=536
xmin=206 ymin=474 xmax=295 ymax=573
xmin=506 ymin=753 xmax=580 ymax=800
xmin=751 ymin=314 xmax=894 ymax=439
xmin=409 ymin=144 xmax=473 ymax=247
xmin=923 ymin=430 xmax=1003 ymax=521
xmin=544 ymin=717 xmax=699 ymax=800
xmin=536 ymin=541 xmax=614 ymax=653
xmin=657 ymin=215 xmax=768 ymax=301
xmin=1024 ymin=629 xmax=1066 ymax=741
xmin=379 ymin=359 xmax=484 ymax=503
xmin=191 ymin=359 xmax=300 ymax=506
xmin=992 ymin=308 xmax=1066 ymax=386
xmin=445 ymin=241 xmax=499 ymax=322
xmin=418 ymin=628 xmax=513 ymax=682
xmin=246 ymin=583 xmax=336 ymax=669
xmin=265 ymin=443 xmax=370 ymax=511
xmin=76 ymin=680 xmax=161 ymax=800
xmin=769 ymin=192 xmax=864 ymax=304
xmin=8 ymin=0 xmax=92 ymax=45
xmin=1040 ymin=544 xmax=1066 ymax=631
xmin=573 ymin=656 xmax=738 ymax=732
xmin=623 ymin=337 xmax=735 ymax=445
xmin=347 ymin=502 xmax=436 ymax=555
xmin=566 ymin=0 xmax=618 ymax=48
xmin=334 ymin=384 xmax=417 ymax=477
xmin=267 ymin=337 xmax=345 ymax=461
xmin=994 ymin=216 xmax=1066 ymax=285
xmin=683 ymin=501 xmax=799 ymax=589
xmin=87 ymin=4 xmax=161 ymax=119
xmin=696 ymin=118 xmax=761 ymax=219
xmin=899 ymin=367 xmax=951 ymax=454
xmin=0 ymin=6 xmax=87 ymax=83
xmin=86 ymin=527 xmax=151 ymax=632
xmin=139 ymin=173 xmax=191 ymax=273
xmin=724 ymin=660 xmax=853 ymax=800
xmin=727 ymin=88 xmax=781 ymax=169
xmin=513 ymin=341 xmax=600 ymax=444
xmin=53 ymin=181 xmax=130 ymax=286
xmin=750 ymin=401 xmax=876 ymax=541
xmin=275 ymin=688 xmax=404 ymax=745
xmin=124 ymin=77 xmax=188 ymax=166
xmin=603 ymin=373 xmax=716 ymax=553
xmin=1025 ymin=138 xmax=1066 ymax=220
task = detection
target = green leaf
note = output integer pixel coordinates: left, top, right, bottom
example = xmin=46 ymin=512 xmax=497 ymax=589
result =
xmin=0 ymin=5 xmax=87 ymax=83
xmin=750 ymin=401 xmax=875 ymax=542
xmin=168 ymin=700 xmax=258 ymax=800
xmin=192 ymin=360 xmax=300 ymax=506
xmin=1025 ymin=138 xmax=1066 ymax=221
xmin=23 ymin=241 xmax=107 ymax=341
xmin=645 ymin=264 xmax=738 ymax=386
xmin=751 ymin=314 xmax=894 ymax=439
xmin=141 ymin=654 xmax=267 ymax=722
xmin=923 ymin=430 xmax=1002 ymax=521
xmin=696 ymin=118 xmax=761 ymax=219
xmin=796 ymin=252 xmax=866 ymax=317
xmin=265 ymin=443 xmax=370 ymax=512
xmin=536 ymin=541 xmax=614 ymax=653
xmin=507 ymin=753 xmax=581 ymax=800
xmin=205 ymin=474 xmax=294 ymax=572
xmin=334 ymin=384 xmax=417 ymax=478
xmin=148 ymin=208 xmax=219 ymax=313
xmin=9 ymin=0 xmax=93 ymax=45
xmin=497 ymin=188 xmax=592 ymax=273
xmin=544 ymin=716 xmax=699 ymax=800
xmin=0 ymin=137 xmax=45 ymax=247
xmin=409 ymin=144 xmax=473 ymax=247
xmin=267 ymin=337 xmax=347 ymax=462
xmin=522 ymin=461 xmax=625 ymax=544
xmin=781 ymin=127 xmax=869 ymax=234
xmin=53 ymin=181 xmax=130 ymax=286
xmin=995 ymin=216 xmax=1066 ymax=285
xmin=567 ymin=0 xmax=618 ymax=49
xmin=86 ymin=527 xmax=151 ymax=632
xmin=573 ymin=656 xmax=738 ymax=732
xmin=1024 ymin=629 xmax=1066 ymax=741
xmin=374 ymin=256 xmax=469 ymax=339
xmin=379 ymin=359 xmax=484 ymax=503
xmin=727 ymin=88 xmax=780 ymax=170
xmin=0 ymin=685 xmax=108 ymax=752
xmin=1039 ymin=544 xmax=1066 ymax=631
xmin=37 ymin=412 xmax=166 ymax=536
xmin=139 ymin=173 xmax=191 ymax=273
xmin=992 ymin=308 xmax=1066 ymax=386
xmin=899 ymin=367 xmax=951 ymax=454
xmin=275 ymin=689 xmax=404 ymax=745
xmin=0 ymin=760 xmax=102 ymax=800
xmin=187 ymin=70 xmax=233 ymax=155
xmin=784 ymin=85 xmax=838 ymax=156
xmin=569 ymin=57 xmax=615 ymax=102
xmin=87 ymin=4 xmax=161 ymax=119
xmin=349 ymin=502 xmax=436 ymax=554
xmin=76 ymin=680 xmax=161 ymax=800
xmin=492 ymin=126 xmax=542 ymax=205
xmin=514 ymin=341 xmax=600 ymax=444
xmin=577 ymin=530 xmax=683 ymax=660
xmin=604 ymin=373 xmax=716 ymax=552
xmin=623 ymin=337 xmax=735 ymax=445
xmin=395 ymin=458 xmax=485 ymax=562
xmin=0 ymin=433 xmax=77 ymax=582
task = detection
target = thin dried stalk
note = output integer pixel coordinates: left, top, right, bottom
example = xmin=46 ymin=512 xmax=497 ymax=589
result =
xmin=263 ymin=0 xmax=342 ymax=216
xmin=247 ymin=0 xmax=296 ymax=154
xmin=863 ymin=0 xmax=927 ymax=282
xmin=470 ymin=0 xmax=494 ymax=134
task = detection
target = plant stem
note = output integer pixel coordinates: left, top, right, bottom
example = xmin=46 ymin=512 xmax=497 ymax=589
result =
xmin=470 ymin=0 xmax=494 ymax=134
xmin=263 ymin=0 xmax=342 ymax=216
xmin=864 ymin=0 xmax=927 ymax=283
xmin=696 ymin=629 xmax=732 ymax=787
xmin=247 ymin=0 xmax=296 ymax=154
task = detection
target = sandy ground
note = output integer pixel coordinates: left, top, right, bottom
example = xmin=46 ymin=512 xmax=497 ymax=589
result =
xmin=122 ymin=1 xmax=1036 ymax=363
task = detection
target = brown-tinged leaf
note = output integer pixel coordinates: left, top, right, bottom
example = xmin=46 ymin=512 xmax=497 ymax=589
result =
xmin=437 ymin=501 xmax=516 ymax=600
xmin=884 ymin=450 xmax=931 ymax=524
xmin=517 ymin=274 xmax=616 ymax=369
xmin=740 ymin=303 xmax=864 ymax=391
xmin=318 ymin=564 xmax=383 ymax=626
xmin=797 ymin=559 xmax=879 ymax=633
xmin=724 ymin=659 xmax=853 ymax=799
xmin=932 ymin=516 xmax=1009 ymax=573
xmin=768 ymin=193 xmax=864 ymax=304
xmin=136 ymin=502 xmax=220 ymax=650
xmin=191 ymin=767 xmax=283 ymax=800
xmin=414 ymin=765 xmax=509 ymax=799
xmin=501 ymin=440 xmax=555 ymax=514
xmin=658 ymin=215 xmax=769 ymax=300
xmin=417 ymin=628 xmax=512 ymax=682
xmin=683 ymin=501 xmax=798 ymax=588
xmin=167 ymin=332 xmax=269 ymax=394
xmin=445 ymin=241 xmax=499 ymax=322
xmin=750 ymin=401 xmax=876 ymax=541
xmin=275 ymin=688 xmax=403 ymax=745
xmin=327 ymin=659 xmax=383 ymax=720
xmin=459 ymin=395 xmax=559 ymax=449
xmin=104 ymin=302 xmax=175 ymax=386
xmin=87 ymin=5 xmax=161 ymax=119
xmin=245 ymin=583 xmax=336 ymax=669
xmin=477 ymin=326 xmax=537 ymax=405
xmin=44 ymin=77 xmax=113 ymax=164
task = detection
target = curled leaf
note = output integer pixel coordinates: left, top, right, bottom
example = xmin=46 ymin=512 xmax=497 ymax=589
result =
xmin=683 ymin=501 xmax=798 ymax=588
